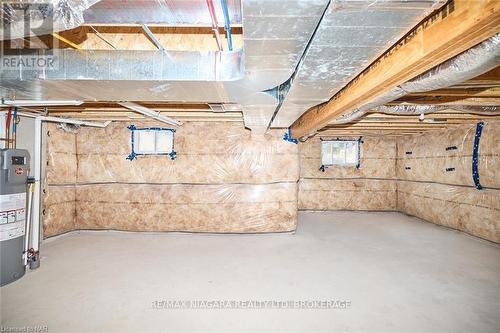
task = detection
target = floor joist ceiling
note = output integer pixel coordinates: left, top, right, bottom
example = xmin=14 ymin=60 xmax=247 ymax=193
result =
xmin=290 ymin=0 xmax=500 ymax=139
xmin=1 ymin=1 xmax=498 ymax=137
xmin=320 ymin=67 xmax=500 ymax=137
xmin=3 ymin=25 xmax=243 ymax=51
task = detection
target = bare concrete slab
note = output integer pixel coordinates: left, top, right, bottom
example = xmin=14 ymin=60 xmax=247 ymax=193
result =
xmin=2 ymin=211 xmax=500 ymax=332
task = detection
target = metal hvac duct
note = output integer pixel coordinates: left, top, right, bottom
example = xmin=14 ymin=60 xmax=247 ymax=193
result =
xmin=236 ymin=0 xmax=331 ymax=131
xmin=0 ymin=0 xmax=332 ymax=133
xmin=270 ymin=0 xmax=446 ymax=128
xmin=0 ymin=49 xmax=244 ymax=81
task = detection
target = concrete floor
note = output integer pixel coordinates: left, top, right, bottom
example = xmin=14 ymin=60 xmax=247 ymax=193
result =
xmin=1 ymin=211 xmax=500 ymax=333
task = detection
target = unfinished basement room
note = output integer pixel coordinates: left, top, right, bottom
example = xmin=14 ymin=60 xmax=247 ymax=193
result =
xmin=0 ymin=0 xmax=499 ymax=332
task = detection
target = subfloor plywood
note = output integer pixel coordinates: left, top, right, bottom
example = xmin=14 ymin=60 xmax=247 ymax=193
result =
xmin=2 ymin=212 xmax=500 ymax=332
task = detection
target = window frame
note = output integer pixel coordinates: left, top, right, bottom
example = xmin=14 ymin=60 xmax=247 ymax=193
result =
xmin=126 ymin=125 xmax=176 ymax=160
xmin=320 ymin=138 xmax=361 ymax=168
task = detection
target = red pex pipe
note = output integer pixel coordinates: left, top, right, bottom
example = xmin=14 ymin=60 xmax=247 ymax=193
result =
xmin=5 ymin=107 xmax=12 ymax=148
xmin=206 ymin=0 xmax=224 ymax=51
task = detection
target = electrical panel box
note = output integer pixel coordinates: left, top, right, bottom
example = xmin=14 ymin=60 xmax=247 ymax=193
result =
xmin=0 ymin=149 xmax=30 ymax=286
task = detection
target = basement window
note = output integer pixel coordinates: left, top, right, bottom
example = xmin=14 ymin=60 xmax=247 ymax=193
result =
xmin=321 ymin=140 xmax=360 ymax=167
xmin=126 ymin=125 xmax=176 ymax=160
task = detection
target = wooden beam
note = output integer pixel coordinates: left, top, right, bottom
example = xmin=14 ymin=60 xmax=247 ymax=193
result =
xmin=290 ymin=0 xmax=500 ymax=138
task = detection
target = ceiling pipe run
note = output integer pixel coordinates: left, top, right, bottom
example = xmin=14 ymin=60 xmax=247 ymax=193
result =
xmin=17 ymin=111 xmax=111 ymax=128
xmin=119 ymin=102 xmax=183 ymax=126
xmin=89 ymin=25 xmax=117 ymax=50
xmin=206 ymin=0 xmax=224 ymax=51
xmin=332 ymin=34 xmax=500 ymax=125
xmin=1 ymin=99 xmax=84 ymax=107
xmin=220 ymin=0 xmax=233 ymax=51
xmin=141 ymin=25 xmax=164 ymax=51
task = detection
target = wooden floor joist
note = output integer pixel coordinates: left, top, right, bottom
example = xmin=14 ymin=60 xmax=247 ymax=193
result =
xmin=289 ymin=0 xmax=500 ymax=139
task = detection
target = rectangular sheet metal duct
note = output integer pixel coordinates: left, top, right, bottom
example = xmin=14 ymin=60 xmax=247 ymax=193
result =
xmin=271 ymin=0 xmax=445 ymax=128
xmin=1 ymin=49 xmax=244 ymax=82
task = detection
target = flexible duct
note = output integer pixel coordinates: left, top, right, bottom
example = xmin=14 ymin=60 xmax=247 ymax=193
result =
xmin=372 ymin=105 xmax=498 ymax=115
xmin=333 ymin=34 xmax=500 ymax=124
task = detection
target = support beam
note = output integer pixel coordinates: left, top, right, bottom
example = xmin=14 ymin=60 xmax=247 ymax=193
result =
xmin=290 ymin=0 xmax=500 ymax=139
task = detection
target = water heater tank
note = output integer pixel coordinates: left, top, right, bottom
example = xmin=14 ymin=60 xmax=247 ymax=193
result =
xmin=0 ymin=149 xmax=30 ymax=286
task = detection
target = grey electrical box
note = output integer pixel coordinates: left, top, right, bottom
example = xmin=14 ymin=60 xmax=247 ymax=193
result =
xmin=0 ymin=149 xmax=30 ymax=286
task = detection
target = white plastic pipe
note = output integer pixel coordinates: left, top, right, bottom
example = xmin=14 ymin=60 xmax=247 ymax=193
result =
xmin=119 ymin=102 xmax=182 ymax=126
xmin=23 ymin=184 xmax=33 ymax=266
xmin=31 ymin=117 xmax=42 ymax=254
xmin=1 ymin=100 xmax=83 ymax=107
xmin=18 ymin=112 xmax=111 ymax=128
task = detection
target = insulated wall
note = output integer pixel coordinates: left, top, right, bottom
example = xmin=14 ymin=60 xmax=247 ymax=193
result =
xmin=298 ymin=121 xmax=499 ymax=243
xmin=397 ymin=121 xmax=500 ymax=243
xmin=43 ymin=121 xmax=299 ymax=237
xmin=298 ymin=137 xmax=397 ymax=211
xmin=43 ymin=119 xmax=498 ymax=242
xmin=43 ymin=124 xmax=77 ymax=237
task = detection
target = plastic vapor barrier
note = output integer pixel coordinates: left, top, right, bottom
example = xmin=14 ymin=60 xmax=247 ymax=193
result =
xmin=299 ymin=121 xmax=499 ymax=243
xmin=1 ymin=0 xmax=99 ymax=40
xmin=42 ymin=121 xmax=299 ymax=237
